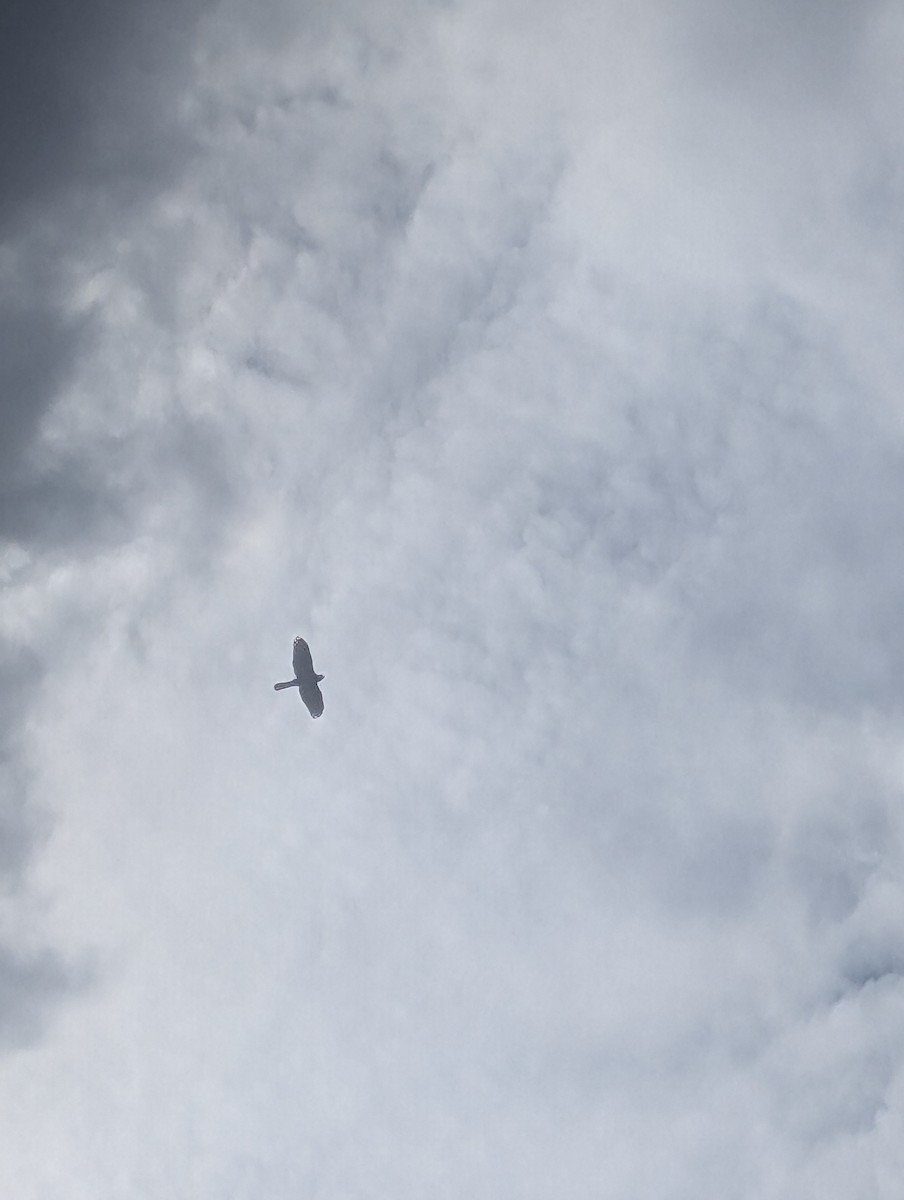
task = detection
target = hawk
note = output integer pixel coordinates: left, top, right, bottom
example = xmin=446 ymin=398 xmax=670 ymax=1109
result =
xmin=274 ymin=636 xmax=325 ymax=718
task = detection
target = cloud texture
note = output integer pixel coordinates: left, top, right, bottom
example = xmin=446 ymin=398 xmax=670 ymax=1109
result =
xmin=2 ymin=1 xmax=904 ymax=1196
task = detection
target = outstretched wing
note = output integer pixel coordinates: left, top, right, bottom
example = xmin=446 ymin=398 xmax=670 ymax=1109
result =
xmin=292 ymin=636 xmax=324 ymax=718
xmin=300 ymin=681 xmax=324 ymax=719
xmin=292 ymin=636 xmax=315 ymax=681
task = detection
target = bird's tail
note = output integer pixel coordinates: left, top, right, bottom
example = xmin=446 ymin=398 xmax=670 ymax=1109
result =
xmin=274 ymin=680 xmax=298 ymax=690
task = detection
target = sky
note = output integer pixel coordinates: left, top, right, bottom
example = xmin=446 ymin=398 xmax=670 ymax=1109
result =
xmin=2 ymin=0 xmax=904 ymax=1195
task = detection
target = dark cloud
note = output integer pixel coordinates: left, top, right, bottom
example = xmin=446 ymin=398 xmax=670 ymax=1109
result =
xmin=0 ymin=0 xmax=210 ymax=548
xmin=676 ymin=0 xmax=885 ymax=99
xmin=0 ymin=304 xmax=87 ymax=540
xmin=0 ymin=947 xmax=88 ymax=1053
xmin=0 ymin=0 xmax=231 ymax=547
xmin=0 ymin=0 xmax=208 ymax=231
xmin=0 ymin=644 xmax=45 ymax=882
xmin=0 ymin=635 xmax=79 ymax=1056
xmin=0 ymin=0 xmax=209 ymax=1056
xmin=0 ymin=307 xmax=81 ymax=466
xmin=841 ymin=936 xmax=904 ymax=993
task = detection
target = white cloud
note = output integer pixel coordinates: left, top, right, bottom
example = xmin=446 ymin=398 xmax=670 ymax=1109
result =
xmin=2 ymin=1 xmax=904 ymax=1196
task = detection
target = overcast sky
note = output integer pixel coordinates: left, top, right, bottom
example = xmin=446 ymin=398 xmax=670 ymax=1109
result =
xmin=2 ymin=1 xmax=904 ymax=1196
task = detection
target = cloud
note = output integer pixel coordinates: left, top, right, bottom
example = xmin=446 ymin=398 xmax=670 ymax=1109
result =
xmin=0 ymin=0 xmax=211 ymax=1061
xmin=0 ymin=0 xmax=207 ymax=231
xmin=1 ymin=0 xmax=904 ymax=1195
xmin=0 ymin=644 xmax=89 ymax=1055
xmin=673 ymin=0 xmax=883 ymax=92
xmin=0 ymin=643 xmax=45 ymax=884
xmin=0 ymin=0 xmax=211 ymax=546
xmin=0 ymin=947 xmax=89 ymax=1053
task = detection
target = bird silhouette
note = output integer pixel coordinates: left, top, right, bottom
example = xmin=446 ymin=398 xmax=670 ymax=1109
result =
xmin=274 ymin=636 xmax=324 ymax=718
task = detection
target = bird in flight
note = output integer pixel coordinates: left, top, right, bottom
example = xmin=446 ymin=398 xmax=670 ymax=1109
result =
xmin=274 ymin=636 xmax=325 ymax=718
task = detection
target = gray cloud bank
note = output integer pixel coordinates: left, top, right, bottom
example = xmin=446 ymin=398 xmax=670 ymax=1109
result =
xmin=1 ymin=0 xmax=209 ymax=1052
xmin=2 ymin=1 xmax=904 ymax=1196
xmin=0 ymin=0 xmax=210 ymax=542
xmin=0 ymin=0 xmax=206 ymax=227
